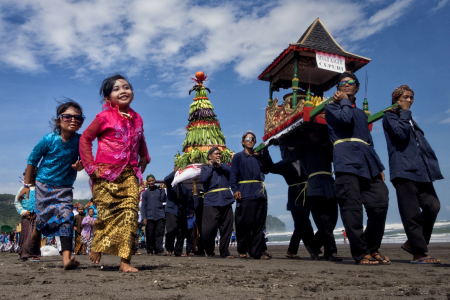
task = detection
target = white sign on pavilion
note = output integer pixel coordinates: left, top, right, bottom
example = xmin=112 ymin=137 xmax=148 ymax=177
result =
xmin=315 ymin=51 xmax=346 ymax=73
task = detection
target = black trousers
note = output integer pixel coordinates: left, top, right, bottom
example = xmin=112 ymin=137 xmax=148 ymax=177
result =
xmin=165 ymin=212 xmax=188 ymax=255
xmin=59 ymin=236 xmax=72 ymax=252
xmin=235 ymin=199 xmax=267 ymax=259
xmin=186 ymin=228 xmax=194 ymax=254
xmin=288 ymin=210 xmax=321 ymax=255
xmin=195 ymin=200 xmax=205 ymax=255
xmin=334 ymin=173 xmax=389 ymax=262
xmin=308 ymin=196 xmax=338 ymax=258
xmin=393 ymin=178 xmax=440 ymax=255
xmin=146 ymin=218 xmax=165 ymax=254
xmin=202 ymin=204 xmax=233 ymax=257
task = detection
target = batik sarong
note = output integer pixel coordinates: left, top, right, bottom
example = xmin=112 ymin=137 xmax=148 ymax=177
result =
xmin=74 ymin=232 xmax=85 ymax=254
xmin=91 ymin=166 xmax=139 ymax=260
xmin=35 ymin=181 xmax=74 ymax=238
xmin=81 ymin=235 xmax=93 ymax=254
xmin=18 ymin=214 xmax=41 ymax=259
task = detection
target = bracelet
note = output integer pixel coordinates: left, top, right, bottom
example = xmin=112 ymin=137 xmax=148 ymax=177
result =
xmin=20 ymin=181 xmax=33 ymax=188
xmin=19 ymin=177 xmax=34 ymax=188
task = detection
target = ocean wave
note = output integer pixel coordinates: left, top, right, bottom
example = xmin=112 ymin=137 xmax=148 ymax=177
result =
xmin=266 ymin=220 xmax=450 ymax=244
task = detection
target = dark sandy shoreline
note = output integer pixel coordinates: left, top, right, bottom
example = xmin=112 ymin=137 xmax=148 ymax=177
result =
xmin=1 ymin=243 xmax=449 ymax=299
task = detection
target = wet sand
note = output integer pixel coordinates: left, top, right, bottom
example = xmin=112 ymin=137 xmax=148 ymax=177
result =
xmin=1 ymin=243 xmax=449 ymax=299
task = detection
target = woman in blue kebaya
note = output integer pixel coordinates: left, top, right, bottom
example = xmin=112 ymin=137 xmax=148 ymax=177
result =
xmin=15 ymin=169 xmax=40 ymax=261
xmin=18 ymin=100 xmax=85 ymax=270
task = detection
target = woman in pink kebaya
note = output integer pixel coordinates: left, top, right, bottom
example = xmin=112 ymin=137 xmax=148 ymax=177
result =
xmin=79 ymin=74 xmax=150 ymax=273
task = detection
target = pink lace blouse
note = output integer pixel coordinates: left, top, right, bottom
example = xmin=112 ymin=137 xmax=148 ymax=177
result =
xmin=79 ymin=105 xmax=150 ymax=182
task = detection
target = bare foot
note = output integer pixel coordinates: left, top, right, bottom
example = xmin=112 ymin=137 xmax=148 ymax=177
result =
xmin=119 ymin=259 xmax=138 ymax=273
xmin=90 ymin=251 xmax=102 ymax=264
xmin=31 ymin=229 xmax=41 ymax=245
xmin=63 ymin=255 xmax=80 ymax=270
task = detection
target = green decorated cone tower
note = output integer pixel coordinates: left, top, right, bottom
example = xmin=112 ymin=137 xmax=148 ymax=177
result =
xmin=175 ymin=72 xmax=234 ymax=169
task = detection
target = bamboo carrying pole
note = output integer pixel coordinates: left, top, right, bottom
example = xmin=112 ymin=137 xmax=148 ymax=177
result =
xmin=367 ymin=103 xmax=398 ymax=124
xmin=254 ymin=101 xmax=398 ymax=152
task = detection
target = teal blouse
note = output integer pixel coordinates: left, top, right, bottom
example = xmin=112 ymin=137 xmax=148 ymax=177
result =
xmin=14 ymin=187 xmax=36 ymax=214
xmin=27 ymin=132 xmax=81 ymax=186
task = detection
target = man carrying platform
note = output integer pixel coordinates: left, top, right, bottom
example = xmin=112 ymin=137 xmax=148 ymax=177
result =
xmin=231 ymin=131 xmax=271 ymax=259
xmin=267 ymin=154 xmax=323 ymax=260
xmin=325 ymin=71 xmax=390 ymax=265
xmin=164 ymin=168 xmax=194 ymax=257
xmin=279 ymin=128 xmax=340 ymax=261
xmin=383 ymin=85 xmax=442 ymax=264
xmin=201 ymin=147 xmax=234 ymax=258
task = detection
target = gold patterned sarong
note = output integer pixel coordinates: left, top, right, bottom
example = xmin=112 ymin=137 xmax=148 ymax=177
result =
xmin=74 ymin=232 xmax=85 ymax=254
xmin=91 ymin=166 xmax=139 ymax=260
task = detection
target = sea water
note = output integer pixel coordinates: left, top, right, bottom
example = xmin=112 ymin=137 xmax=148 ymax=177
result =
xmin=266 ymin=220 xmax=450 ymax=245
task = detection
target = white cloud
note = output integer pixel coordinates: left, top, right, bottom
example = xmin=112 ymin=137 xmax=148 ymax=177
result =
xmin=0 ymin=0 xmax=415 ymax=87
xmin=71 ymin=67 xmax=88 ymax=79
xmin=74 ymin=171 xmax=90 ymax=183
xmin=73 ymin=187 xmax=93 ymax=200
xmin=145 ymin=84 xmax=164 ymax=97
xmin=349 ymin=0 xmax=414 ymax=41
xmin=438 ymin=109 xmax=450 ymax=123
xmin=430 ymin=0 xmax=449 ymax=13
xmin=164 ymin=127 xmax=186 ymax=136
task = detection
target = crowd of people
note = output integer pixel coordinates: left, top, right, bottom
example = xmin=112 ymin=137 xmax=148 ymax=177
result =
xmin=7 ymin=70 xmax=443 ymax=273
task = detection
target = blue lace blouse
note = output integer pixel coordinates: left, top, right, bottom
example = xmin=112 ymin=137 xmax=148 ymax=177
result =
xmin=27 ymin=132 xmax=81 ymax=186
xmin=14 ymin=187 xmax=36 ymax=214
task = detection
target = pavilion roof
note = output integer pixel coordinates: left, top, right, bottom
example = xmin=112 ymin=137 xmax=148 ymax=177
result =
xmin=258 ymin=18 xmax=371 ymax=92
xmin=294 ymin=18 xmax=370 ymax=61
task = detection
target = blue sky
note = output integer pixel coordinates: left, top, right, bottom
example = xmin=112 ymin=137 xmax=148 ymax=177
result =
xmin=1 ymin=0 xmax=449 ymax=231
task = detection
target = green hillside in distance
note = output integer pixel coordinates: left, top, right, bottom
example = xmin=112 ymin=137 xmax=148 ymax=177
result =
xmin=0 ymin=194 xmax=21 ymax=229
xmin=1 ymin=193 xmax=287 ymax=233
xmin=0 ymin=193 xmax=91 ymax=228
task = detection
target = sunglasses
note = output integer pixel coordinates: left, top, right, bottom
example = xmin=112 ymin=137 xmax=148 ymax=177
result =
xmin=58 ymin=114 xmax=85 ymax=124
xmin=244 ymin=137 xmax=256 ymax=142
xmin=339 ymin=79 xmax=356 ymax=86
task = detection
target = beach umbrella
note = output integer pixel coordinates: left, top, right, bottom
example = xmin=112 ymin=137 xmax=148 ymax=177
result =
xmin=1 ymin=225 xmax=13 ymax=233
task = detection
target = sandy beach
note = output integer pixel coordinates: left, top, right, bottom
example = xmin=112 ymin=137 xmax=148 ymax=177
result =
xmin=1 ymin=243 xmax=449 ymax=299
